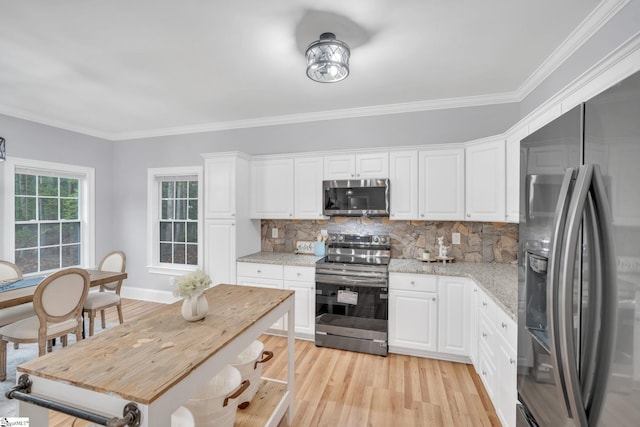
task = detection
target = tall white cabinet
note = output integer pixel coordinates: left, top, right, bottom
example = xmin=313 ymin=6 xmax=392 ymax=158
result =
xmin=202 ymin=152 xmax=260 ymax=286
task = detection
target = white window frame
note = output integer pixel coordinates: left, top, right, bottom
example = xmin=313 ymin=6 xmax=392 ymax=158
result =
xmin=3 ymin=157 xmax=96 ymax=273
xmin=147 ymin=166 xmax=203 ymax=275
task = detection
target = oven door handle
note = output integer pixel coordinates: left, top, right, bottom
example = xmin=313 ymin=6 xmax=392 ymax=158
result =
xmin=316 ymin=277 xmax=388 ymax=288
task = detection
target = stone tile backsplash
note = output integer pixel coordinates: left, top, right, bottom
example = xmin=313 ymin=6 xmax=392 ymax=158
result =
xmin=260 ymin=218 xmax=518 ymax=263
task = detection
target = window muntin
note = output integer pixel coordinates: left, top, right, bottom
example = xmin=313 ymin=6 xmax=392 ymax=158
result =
xmin=14 ymin=172 xmax=81 ymax=274
xmin=158 ymin=179 xmax=198 ymax=266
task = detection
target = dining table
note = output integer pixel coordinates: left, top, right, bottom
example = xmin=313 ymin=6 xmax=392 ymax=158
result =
xmin=0 ymin=269 xmax=128 ymax=310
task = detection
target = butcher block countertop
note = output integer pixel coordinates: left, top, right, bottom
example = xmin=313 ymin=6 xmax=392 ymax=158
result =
xmin=17 ymin=284 xmax=294 ymax=405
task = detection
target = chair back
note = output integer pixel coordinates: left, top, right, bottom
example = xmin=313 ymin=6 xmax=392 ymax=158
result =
xmin=0 ymin=261 xmax=22 ymax=281
xmin=98 ymin=251 xmax=126 ymax=293
xmin=33 ymin=268 xmax=89 ymax=326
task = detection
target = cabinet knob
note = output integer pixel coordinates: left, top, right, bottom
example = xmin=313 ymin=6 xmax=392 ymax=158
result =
xmin=297 ymin=272 xmax=301 ymax=276
xmin=501 ymin=322 xmax=508 ymax=329
xmin=410 ymin=281 xmax=415 ymax=285
xmin=482 ymin=333 xmax=488 ymax=338
xmin=420 ymin=214 xmax=425 ymax=218
xmin=482 ymin=302 xmax=487 ymax=307
xmin=351 ymin=174 xmax=355 ymax=178
xmin=510 ymin=358 xmax=516 ymax=365
xmin=467 ymin=213 xmax=471 ymax=218
xmin=473 ymin=288 xmax=478 ymax=293
xmin=257 ymin=270 xmax=261 ymax=273
xmin=432 ymin=297 xmax=436 ymax=302
xmin=482 ymin=371 xmax=487 ymax=377
xmin=231 ymin=213 xmax=235 ymax=216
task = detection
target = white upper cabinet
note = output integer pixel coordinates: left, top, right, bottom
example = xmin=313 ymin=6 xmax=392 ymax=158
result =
xmin=418 ymin=148 xmax=465 ymax=220
xmin=323 ymin=152 xmax=389 ymax=180
xmin=294 ymin=156 xmax=325 ymax=219
xmin=465 ymin=138 xmax=506 ymax=222
xmin=250 ymin=158 xmax=294 ymax=219
xmin=389 ymin=150 xmax=419 ymax=220
xmin=203 ymin=152 xmax=250 ymax=219
xmin=505 ymin=127 xmax=528 ymax=223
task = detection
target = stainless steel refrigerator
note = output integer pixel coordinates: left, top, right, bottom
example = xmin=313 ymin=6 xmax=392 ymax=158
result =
xmin=517 ymin=70 xmax=640 ymax=426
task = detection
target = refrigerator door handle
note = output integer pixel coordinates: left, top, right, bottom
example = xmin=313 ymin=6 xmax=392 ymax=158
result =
xmin=547 ymin=167 xmax=576 ymax=413
xmin=558 ymin=164 xmax=592 ymax=427
xmin=584 ymin=164 xmax=618 ymax=425
xmin=558 ymin=164 xmax=618 ymax=426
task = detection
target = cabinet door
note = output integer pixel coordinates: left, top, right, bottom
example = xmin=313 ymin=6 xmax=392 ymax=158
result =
xmin=323 ymin=154 xmax=355 ymax=180
xmin=418 ymin=148 xmax=465 ymax=220
xmin=469 ymin=285 xmax=480 ymax=368
xmin=389 ymin=150 xmax=418 ymax=220
xmin=496 ymin=336 xmax=517 ymax=427
xmin=294 ymin=156 xmax=324 ymax=219
xmin=505 ymin=127 xmax=527 ymax=223
xmin=356 ymin=152 xmax=389 ymax=178
xmin=284 ymin=280 xmax=314 ymax=336
xmin=466 ymin=138 xmax=506 ymax=221
xmin=250 ymin=158 xmax=294 ymax=219
xmin=204 ymin=156 xmax=236 ymax=218
xmin=389 ymin=289 xmax=437 ymax=352
xmin=204 ymin=220 xmax=235 ymax=286
xmin=437 ymin=276 xmax=471 ymax=356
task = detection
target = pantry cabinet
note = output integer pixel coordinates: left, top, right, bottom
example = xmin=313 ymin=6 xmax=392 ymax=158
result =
xmin=465 ymin=137 xmax=506 ymax=221
xmin=418 ymin=148 xmax=465 ymax=220
xmin=202 ymin=152 xmax=260 ymax=285
xmin=323 ymin=152 xmax=389 ymax=180
xmin=250 ymin=158 xmax=294 ymax=219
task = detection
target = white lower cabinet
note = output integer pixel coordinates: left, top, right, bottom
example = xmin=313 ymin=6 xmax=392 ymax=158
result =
xmin=475 ymin=286 xmax=517 ymax=427
xmin=283 ymin=265 xmax=315 ymax=338
xmin=437 ymin=276 xmax=472 ymax=356
xmin=236 ymin=262 xmax=316 ymax=338
xmin=236 ymin=262 xmax=285 ymax=331
xmin=389 ymin=272 xmax=472 ymax=359
xmin=389 ymin=288 xmax=438 ymax=353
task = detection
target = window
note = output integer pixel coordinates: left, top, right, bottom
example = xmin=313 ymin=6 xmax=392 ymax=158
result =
xmin=4 ymin=158 xmax=95 ymax=274
xmin=147 ymin=167 xmax=203 ymax=274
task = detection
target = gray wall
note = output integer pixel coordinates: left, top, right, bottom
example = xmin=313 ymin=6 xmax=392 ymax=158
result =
xmin=0 ymin=115 xmax=114 ymax=263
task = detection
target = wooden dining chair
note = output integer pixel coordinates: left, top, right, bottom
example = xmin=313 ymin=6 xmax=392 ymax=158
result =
xmin=0 ymin=267 xmax=89 ymax=381
xmin=83 ymin=251 xmax=126 ymax=336
xmin=0 ymin=261 xmax=35 ymax=331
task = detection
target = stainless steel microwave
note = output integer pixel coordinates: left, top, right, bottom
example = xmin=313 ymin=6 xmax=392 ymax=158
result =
xmin=322 ymin=179 xmax=390 ymax=217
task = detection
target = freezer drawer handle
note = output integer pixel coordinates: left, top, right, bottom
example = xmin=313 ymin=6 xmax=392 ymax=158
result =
xmin=6 ymin=374 xmax=142 ymax=426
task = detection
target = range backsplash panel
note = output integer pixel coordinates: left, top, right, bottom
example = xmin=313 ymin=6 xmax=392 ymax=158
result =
xmin=260 ymin=218 xmax=518 ymax=263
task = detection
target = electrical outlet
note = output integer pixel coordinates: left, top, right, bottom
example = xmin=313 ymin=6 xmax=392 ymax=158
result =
xmin=271 ymin=228 xmax=278 ymax=238
xmin=452 ymin=232 xmax=461 ymax=245
xmin=321 ymin=229 xmax=328 ymax=237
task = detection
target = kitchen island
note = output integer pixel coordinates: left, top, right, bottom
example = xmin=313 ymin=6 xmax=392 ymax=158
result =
xmin=12 ymin=284 xmax=295 ymax=427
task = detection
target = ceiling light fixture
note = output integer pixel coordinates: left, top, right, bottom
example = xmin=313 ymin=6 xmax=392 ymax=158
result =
xmin=0 ymin=137 xmax=5 ymax=161
xmin=306 ymin=32 xmax=350 ymax=83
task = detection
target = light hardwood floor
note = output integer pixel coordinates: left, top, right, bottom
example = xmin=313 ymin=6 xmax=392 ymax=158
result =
xmin=50 ymin=298 xmax=500 ymax=426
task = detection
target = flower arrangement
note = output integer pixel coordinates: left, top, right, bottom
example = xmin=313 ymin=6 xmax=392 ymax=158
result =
xmin=173 ymin=269 xmax=212 ymax=298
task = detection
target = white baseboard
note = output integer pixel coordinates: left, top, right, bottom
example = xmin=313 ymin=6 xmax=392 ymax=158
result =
xmin=121 ymin=287 xmax=179 ymax=304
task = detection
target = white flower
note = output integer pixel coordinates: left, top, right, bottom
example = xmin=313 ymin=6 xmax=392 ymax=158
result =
xmin=173 ymin=269 xmax=212 ymax=298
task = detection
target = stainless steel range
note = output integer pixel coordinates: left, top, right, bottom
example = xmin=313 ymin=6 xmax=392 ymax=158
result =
xmin=315 ymin=233 xmax=390 ymax=356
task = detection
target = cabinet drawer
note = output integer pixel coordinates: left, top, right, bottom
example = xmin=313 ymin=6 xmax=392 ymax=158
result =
xmin=236 ymin=262 xmax=283 ymax=280
xmin=478 ymin=291 xmax=497 ymax=323
xmin=284 ymin=265 xmax=315 ymax=282
xmin=389 ymin=273 xmax=437 ymax=292
xmin=478 ymin=312 xmax=495 ymax=358
xmin=495 ymin=308 xmax=517 ymax=351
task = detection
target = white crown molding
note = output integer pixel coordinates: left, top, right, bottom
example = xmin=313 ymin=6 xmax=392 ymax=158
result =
xmin=516 ymin=0 xmax=630 ymax=101
xmin=110 ymin=92 xmax=518 ymax=141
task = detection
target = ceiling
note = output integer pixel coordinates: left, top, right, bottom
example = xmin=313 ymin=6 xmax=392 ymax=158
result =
xmin=0 ymin=0 xmax=607 ymax=140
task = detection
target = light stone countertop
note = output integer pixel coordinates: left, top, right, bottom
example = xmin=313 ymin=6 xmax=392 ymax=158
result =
xmin=389 ymin=259 xmax=518 ymax=320
xmin=237 ymin=252 xmax=518 ymax=320
xmin=237 ymin=252 xmax=322 ymax=267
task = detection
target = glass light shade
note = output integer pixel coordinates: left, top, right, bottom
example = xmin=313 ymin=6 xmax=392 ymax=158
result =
xmin=306 ymin=33 xmax=350 ymax=83
xmin=0 ymin=137 xmax=5 ymax=161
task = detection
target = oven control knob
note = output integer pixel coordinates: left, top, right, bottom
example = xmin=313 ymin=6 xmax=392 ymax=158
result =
xmin=380 ymin=236 xmax=387 ymax=244
xmin=338 ymin=235 xmax=344 ymax=242
xmin=372 ymin=236 xmax=380 ymax=244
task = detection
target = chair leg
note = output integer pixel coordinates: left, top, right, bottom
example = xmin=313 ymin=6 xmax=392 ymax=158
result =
xmin=47 ymin=339 xmax=53 ymax=353
xmin=101 ymin=309 xmax=106 ymax=329
xmin=89 ymin=312 xmax=95 ymax=337
xmin=0 ymin=339 xmax=7 ymax=381
xmin=117 ymin=304 xmax=124 ymax=325
xmin=39 ymin=338 xmax=47 ymax=357
xmin=61 ymin=336 xmax=68 ymax=347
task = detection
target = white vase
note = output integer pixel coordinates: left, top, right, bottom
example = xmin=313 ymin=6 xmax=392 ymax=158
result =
xmin=181 ymin=293 xmax=208 ymax=321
